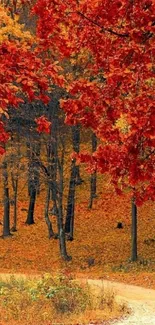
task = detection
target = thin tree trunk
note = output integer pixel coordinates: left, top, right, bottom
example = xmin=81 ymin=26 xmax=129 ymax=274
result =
xmin=65 ymin=159 xmax=76 ymax=239
xmin=72 ymin=125 xmax=83 ymax=185
xmin=57 ymin=199 xmax=71 ymax=260
xmin=34 ymin=141 xmax=41 ymax=195
xmin=64 ymin=125 xmax=83 ymax=238
xmin=26 ymin=143 xmax=39 ymax=225
xmin=46 ymin=91 xmax=71 ymax=260
xmin=2 ymin=161 xmax=11 ymax=237
xmin=13 ymin=189 xmax=17 ymax=231
xmin=27 ymin=141 xmax=31 ymax=196
xmin=10 ymin=136 xmax=20 ymax=232
xmin=25 ymin=182 xmax=36 ymax=225
xmin=47 ymin=96 xmax=59 ymax=215
xmin=89 ymin=172 xmax=97 ymax=209
xmin=131 ymin=198 xmax=138 ymax=262
xmin=27 ymin=141 xmax=41 ymax=196
xmin=57 ymin=150 xmax=71 ymax=260
xmin=44 ymin=185 xmax=55 ymax=238
xmin=11 ymin=176 xmax=18 ymax=232
xmin=89 ymin=133 xmax=97 ymax=209
xmin=49 ymin=144 xmax=58 ymax=216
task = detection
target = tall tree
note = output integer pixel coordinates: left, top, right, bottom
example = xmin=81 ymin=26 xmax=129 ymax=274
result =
xmin=33 ymin=0 xmax=155 ymax=261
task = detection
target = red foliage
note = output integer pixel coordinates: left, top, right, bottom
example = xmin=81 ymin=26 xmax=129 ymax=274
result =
xmin=32 ymin=0 xmax=155 ymax=204
xmin=1 ymin=1 xmax=155 ymax=204
xmin=0 ymin=3 xmax=64 ymax=154
xmin=35 ymin=116 xmax=51 ymax=134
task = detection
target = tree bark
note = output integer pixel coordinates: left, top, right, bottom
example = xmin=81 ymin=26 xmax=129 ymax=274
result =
xmin=89 ymin=172 xmax=97 ymax=209
xmin=25 ymin=181 xmax=36 ymax=225
xmin=26 ymin=143 xmax=40 ymax=225
xmin=45 ymin=90 xmax=71 ymax=259
xmin=57 ymin=199 xmax=71 ymax=260
xmin=131 ymin=198 xmax=138 ymax=262
xmin=11 ymin=176 xmax=18 ymax=232
xmin=89 ymin=133 xmax=97 ymax=209
xmin=55 ymin=130 xmax=71 ymax=260
xmin=64 ymin=126 xmax=84 ymax=238
xmin=34 ymin=141 xmax=41 ymax=195
xmin=47 ymin=95 xmax=59 ymax=215
xmin=44 ymin=185 xmax=55 ymax=238
xmin=10 ymin=136 xmax=20 ymax=232
xmin=2 ymin=161 xmax=11 ymax=237
xmin=27 ymin=141 xmax=31 ymax=196
xmin=57 ymin=159 xmax=71 ymax=260
xmin=72 ymin=125 xmax=83 ymax=185
xmin=65 ymin=159 xmax=77 ymax=239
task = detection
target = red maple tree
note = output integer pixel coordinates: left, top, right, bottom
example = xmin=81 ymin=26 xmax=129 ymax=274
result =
xmin=1 ymin=0 xmax=155 ymax=204
xmin=32 ymin=0 xmax=155 ymax=205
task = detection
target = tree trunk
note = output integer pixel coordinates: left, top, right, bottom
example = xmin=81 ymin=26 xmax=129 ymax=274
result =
xmin=34 ymin=141 xmax=41 ymax=195
xmin=64 ymin=126 xmax=84 ymax=238
xmin=27 ymin=141 xmax=31 ymax=196
xmin=72 ymin=125 xmax=83 ymax=185
xmin=26 ymin=142 xmax=39 ymax=225
xmin=25 ymin=182 xmax=36 ymax=225
xmin=57 ymin=164 xmax=71 ymax=260
xmin=131 ymin=198 xmax=138 ymax=262
xmin=47 ymin=96 xmax=59 ymax=215
xmin=27 ymin=141 xmax=41 ymax=196
xmin=65 ymin=159 xmax=76 ymax=239
xmin=89 ymin=133 xmax=97 ymax=209
xmin=89 ymin=172 xmax=97 ymax=209
xmin=45 ymin=185 xmax=55 ymax=238
xmin=11 ymin=178 xmax=18 ymax=232
xmin=57 ymin=199 xmax=71 ymax=260
xmin=45 ymin=91 xmax=71 ymax=260
xmin=2 ymin=161 xmax=11 ymax=237
xmin=56 ymin=131 xmax=71 ymax=260
xmin=10 ymin=137 xmax=20 ymax=232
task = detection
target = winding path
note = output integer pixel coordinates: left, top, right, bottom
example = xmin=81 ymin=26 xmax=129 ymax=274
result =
xmin=85 ymin=279 xmax=155 ymax=325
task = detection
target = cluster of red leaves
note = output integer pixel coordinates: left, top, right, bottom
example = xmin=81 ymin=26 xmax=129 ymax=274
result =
xmin=0 ymin=2 xmax=65 ymax=154
xmin=32 ymin=0 xmax=155 ymax=205
xmin=35 ymin=116 xmax=51 ymax=134
xmin=0 ymin=121 xmax=9 ymax=153
xmin=1 ymin=1 xmax=155 ymax=205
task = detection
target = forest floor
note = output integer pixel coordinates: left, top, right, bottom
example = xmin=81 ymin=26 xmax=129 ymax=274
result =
xmin=0 ymin=173 xmax=155 ymax=289
xmin=0 ymin=169 xmax=155 ymax=323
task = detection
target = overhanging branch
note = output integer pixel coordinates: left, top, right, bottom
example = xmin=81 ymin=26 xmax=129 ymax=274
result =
xmin=77 ymin=11 xmax=129 ymax=38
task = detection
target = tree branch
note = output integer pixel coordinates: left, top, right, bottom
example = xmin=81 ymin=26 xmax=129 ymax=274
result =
xmin=77 ymin=11 xmax=129 ymax=38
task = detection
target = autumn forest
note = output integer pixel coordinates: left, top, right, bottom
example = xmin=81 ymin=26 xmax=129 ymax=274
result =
xmin=0 ymin=1 xmax=155 ymax=324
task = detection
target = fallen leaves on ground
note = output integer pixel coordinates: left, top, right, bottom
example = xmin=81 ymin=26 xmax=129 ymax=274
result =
xmin=0 ymin=175 xmax=154 ymax=290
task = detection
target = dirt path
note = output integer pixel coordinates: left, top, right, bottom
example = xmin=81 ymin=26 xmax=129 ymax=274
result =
xmin=84 ymin=279 xmax=155 ymax=325
xmin=0 ymin=274 xmax=155 ymax=324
